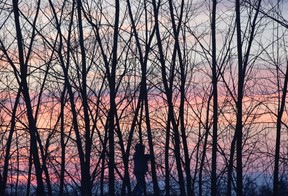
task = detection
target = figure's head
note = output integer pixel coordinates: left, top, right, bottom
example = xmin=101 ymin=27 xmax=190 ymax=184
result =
xmin=135 ymin=143 xmax=144 ymax=153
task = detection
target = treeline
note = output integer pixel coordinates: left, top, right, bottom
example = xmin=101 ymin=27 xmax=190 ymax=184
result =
xmin=0 ymin=0 xmax=288 ymax=195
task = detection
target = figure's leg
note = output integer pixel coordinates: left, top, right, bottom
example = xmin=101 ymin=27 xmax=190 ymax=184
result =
xmin=138 ymin=175 xmax=145 ymax=195
xmin=142 ymin=175 xmax=147 ymax=196
xmin=133 ymin=174 xmax=142 ymax=196
xmin=132 ymin=183 xmax=138 ymax=196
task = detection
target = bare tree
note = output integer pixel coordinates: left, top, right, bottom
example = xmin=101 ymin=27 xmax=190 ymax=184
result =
xmin=11 ymin=0 xmax=45 ymax=194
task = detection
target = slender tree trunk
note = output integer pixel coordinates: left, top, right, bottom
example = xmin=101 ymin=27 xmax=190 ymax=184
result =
xmin=107 ymin=24 xmax=116 ymax=196
xmin=199 ymin=127 xmax=209 ymax=196
xmin=100 ymin=124 xmax=109 ymax=196
xmin=76 ymin=0 xmax=92 ymax=194
xmin=50 ymin=1 xmax=89 ymax=195
xmin=144 ymin=93 xmax=160 ymax=195
xmin=235 ymin=1 xmax=261 ymax=195
xmin=167 ymin=106 xmax=186 ymax=195
xmin=211 ymin=0 xmax=218 ymax=195
xmin=151 ymin=1 xmax=185 ymax=194
xmin=273 ymin=62 xmax=288 ymax=196
xmin=57 ymin=7 xmax=87 ymax=196
xmin=0 ymin=89 xmax=21 ymax=196
xmin=227 ymin=1 xmax=261 ymax=195
xmin=121 ymin=95 xmax=142 ymax=195
xmin=15 ymin=132 xmax=20 ymax=195
xmin=199 ymin=94 xmax=212 ymax=196
xmin=113 ymin=113 xmax=131 ymax=196
xmin=227 ymin=131 xmax=236 ymax=196
xmin=21 ymin=73 xmax=45 ymax=196
xmin=168 ymin=1 xmax=192 ymax=195
xmin=272 ymin=3 xmax=288 ymax=195
xmin=12 ymin=1 xmax=45 ymax=194
xmin=59 ymin=88 xmax=66 ymax=196
xmin=165 ymin=117 xmax=171 ymax=195
xmin=47 ymin=1 xmax=75 ymax=194
xmin=100 ymin=152 xmax=105 ymax=196
xmin=108 ymin=1 xmax=120 ymax=195
xmin=35 ymin=132 xmax=52 ymax=196
xmin=235 ymin=0 xmax=243 ymax=194
xmin=26 ymin=143 xmax=33 ymax=196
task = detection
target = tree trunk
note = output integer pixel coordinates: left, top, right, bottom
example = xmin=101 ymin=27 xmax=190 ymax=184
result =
xmin=273 ymin=60 xmax=288 ymax=196
xmin=76 ymin=0 xmax=92 ymax=194
xmin=0 ymin=89 xmax=21 ymax=196
xmin=211 ymin=0 xmax=218 ymax=195
xmin=12 ymin=0 xmax=45 ymax=194
xmin=235 ymin=0 xmax=243 ymax=194
xmin=108 ymin=1 xmax=120 ymax=195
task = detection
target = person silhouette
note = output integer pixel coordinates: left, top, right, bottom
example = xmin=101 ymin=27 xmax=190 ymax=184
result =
xmin=132 ymin=143 xmax=151 ymax=196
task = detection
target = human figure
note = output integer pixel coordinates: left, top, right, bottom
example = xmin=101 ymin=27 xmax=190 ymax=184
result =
xmin=132 ymin=143 xmax=151 ymax=196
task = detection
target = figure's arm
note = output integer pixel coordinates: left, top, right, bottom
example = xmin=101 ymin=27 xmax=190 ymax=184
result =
xmin=145 ymin=154 xmax=151 ymax=161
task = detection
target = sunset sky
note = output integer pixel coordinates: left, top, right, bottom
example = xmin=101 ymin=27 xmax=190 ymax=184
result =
xmin=0 ymin=0 xmax=288 ymax=195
